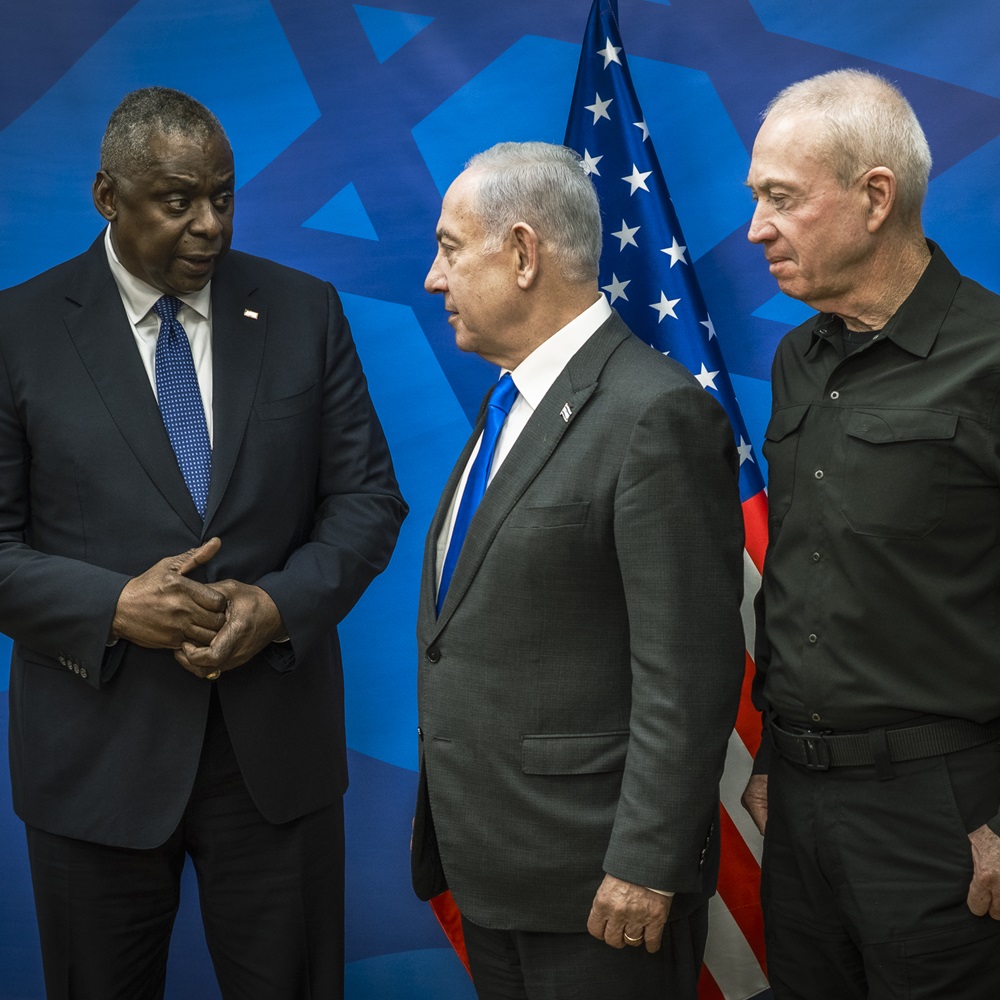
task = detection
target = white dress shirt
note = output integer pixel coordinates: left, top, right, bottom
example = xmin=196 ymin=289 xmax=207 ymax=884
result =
xmin=104 ymin=226 xmax=215 ymax=443
xmin=435 ymin=294 xmax=612 ymax=587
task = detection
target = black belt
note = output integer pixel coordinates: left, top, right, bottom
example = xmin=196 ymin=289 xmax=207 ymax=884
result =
xmin=769 ymin=716 xmax=1000 ymax=771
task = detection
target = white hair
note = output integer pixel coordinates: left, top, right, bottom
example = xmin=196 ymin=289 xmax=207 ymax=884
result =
xmin=765 ymin=69 xmax=932 ymax=223
xmin=464 ymin=142 xmax=602 ymax=283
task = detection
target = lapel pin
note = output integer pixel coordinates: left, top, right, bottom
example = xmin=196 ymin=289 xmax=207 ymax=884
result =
xmin=560 ymin=403 xmax=573 ymax=423
xmin=243 ymin=309 xmax=259 ymax=320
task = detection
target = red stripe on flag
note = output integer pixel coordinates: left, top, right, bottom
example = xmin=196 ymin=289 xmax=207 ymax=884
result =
xmin=429 ymin=890 xmax=471 ymax=976
xmin=734 ymin=650 xmax=763 ymax=757
xmin=716 ymin=808 xmax=767 ymax=973
xmin=741 ymin=490 xmax=768 ymax=574
xmin=698 ymin=961 xmax=727 ymax=1000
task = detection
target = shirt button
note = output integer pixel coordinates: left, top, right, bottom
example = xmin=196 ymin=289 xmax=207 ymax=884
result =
xmin=814 ymin=470 xmax=824 ymax=479
xmin=808 ymin=633 xmax=818 ymax=644
xmin=810 ymin=713 xmax=822 ymax=723
xmin=829 ymin=390 xmax=840 ymax=400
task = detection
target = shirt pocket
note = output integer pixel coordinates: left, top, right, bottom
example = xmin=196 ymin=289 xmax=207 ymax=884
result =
xmin=763 ymin=403 xmax=809 ymax=523
xmin=841 ymin=408 xmax=957 ymax=538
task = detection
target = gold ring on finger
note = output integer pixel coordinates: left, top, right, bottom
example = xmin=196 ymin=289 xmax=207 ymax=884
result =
xmin=206 ymin=670 xmax=221 ymax=681
xmin=623 ymin=930 xmax=643 ymax=944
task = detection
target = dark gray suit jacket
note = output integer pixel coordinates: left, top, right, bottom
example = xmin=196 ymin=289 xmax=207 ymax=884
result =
xmin=412 ymin=311 xmax=744 ymax=931
xmin=0 ymin=235 xmax=406 ymax=848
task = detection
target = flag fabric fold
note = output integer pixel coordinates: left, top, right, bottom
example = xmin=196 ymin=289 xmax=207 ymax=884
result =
xmin=564 ymin=2 xmax=769 ymax=997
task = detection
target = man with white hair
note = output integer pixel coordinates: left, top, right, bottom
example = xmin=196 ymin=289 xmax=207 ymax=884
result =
xmin=411 ymin=141 xmax=746 ymax=999
xmin=744 ymin=69 xmax=1000 ymax=997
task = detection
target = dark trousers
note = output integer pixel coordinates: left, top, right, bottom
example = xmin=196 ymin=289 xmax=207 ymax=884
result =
xmin=762 ymin=740 xmax=1000 ymax=1000
xmin=462 ymin=902 xmax=708 ymax=1000
xmin=25 ymin=689 xmax=345 ymax=1000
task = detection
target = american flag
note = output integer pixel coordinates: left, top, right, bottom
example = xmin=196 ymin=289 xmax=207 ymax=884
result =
xmin=563 ymin=0 xmax=770 ymax=996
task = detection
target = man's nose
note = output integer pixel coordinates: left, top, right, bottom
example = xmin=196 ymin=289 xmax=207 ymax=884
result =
xmin=191 ymin=200 xmax=224 ymax=238
xmin=424 ymin=257 xmax=446 ymax=294
xmin=747 ymin=202 xmax=775 ymax=244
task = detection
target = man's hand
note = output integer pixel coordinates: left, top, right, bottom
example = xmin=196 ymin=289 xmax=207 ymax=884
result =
xmin=175 ymin=579 xmax=285 ymax=678
xmin=967 ymin=824 xmax=1000 ymax=919
xmin=741 ymin=773 xmax=768 ymax=836
xmin=586 ymin=873 xmax=671 ymax=953
xmin=111 ymin=538 xmax=226 ymax=649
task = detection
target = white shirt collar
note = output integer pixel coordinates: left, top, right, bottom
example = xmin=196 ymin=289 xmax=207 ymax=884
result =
xmin=507 ymin=294 xmax=611 ymax=408
xmin=103 ymin=225 xmax=212 ymax=325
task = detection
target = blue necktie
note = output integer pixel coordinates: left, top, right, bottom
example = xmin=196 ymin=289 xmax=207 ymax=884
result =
xmin=153 ymin=295 xmax=212 ymax=518
xmin=437 ymin=373 xmax=519 ymax=613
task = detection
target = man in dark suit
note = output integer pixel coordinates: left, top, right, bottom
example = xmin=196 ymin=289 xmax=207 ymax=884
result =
xmin=0 ymin=87 xmax=406 ymax=998
xmin=410 ymin=141 xmax=745 ymax=999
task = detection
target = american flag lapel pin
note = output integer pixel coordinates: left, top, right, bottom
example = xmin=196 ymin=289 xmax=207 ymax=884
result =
xmin=243 ymin=308 xmax=259 ymax=320
xmin=560 ymin=402 xmax=573 ymax=423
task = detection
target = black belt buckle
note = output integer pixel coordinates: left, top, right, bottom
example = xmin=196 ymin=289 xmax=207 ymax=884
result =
xmin=801 ymin=733 xmax=831 ymax=770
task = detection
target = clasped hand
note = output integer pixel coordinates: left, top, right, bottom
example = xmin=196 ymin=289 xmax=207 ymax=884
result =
xmin=112 ymin=537 xmax=284 ymax=680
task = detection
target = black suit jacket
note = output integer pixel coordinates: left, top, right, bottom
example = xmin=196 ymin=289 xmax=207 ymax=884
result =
xmin=412 ymin=312 xmax=745 ymax=931
xmin=0 ymin=235 xmax=406 ymax=848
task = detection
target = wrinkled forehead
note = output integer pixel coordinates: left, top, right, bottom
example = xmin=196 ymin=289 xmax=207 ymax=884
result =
xmin=748 ymin=112 xmax=832 ymax=187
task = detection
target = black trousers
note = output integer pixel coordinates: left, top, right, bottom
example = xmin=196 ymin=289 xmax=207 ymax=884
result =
xmin=462 ymin=902 xmax=708 ymax=1000
xmin=25 ymin=688 xmax=345 ymax=1000
xmin=762 ymin=740 xmax=1000 ymax=1000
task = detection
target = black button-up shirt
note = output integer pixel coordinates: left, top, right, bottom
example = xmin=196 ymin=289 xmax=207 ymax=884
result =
xmin=754 ymin=243 xmax=1000 ymax=741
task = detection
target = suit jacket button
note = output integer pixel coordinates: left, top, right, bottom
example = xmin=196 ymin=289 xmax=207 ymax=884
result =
xmin=80 ymin=668 xmax=88 ymax=680
xmin=426 ymin=647 xmax=441 ymax=663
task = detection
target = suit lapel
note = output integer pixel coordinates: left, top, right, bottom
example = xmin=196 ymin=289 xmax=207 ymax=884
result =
xmin=428 ymin=314 xmax=631 ymax=637
xmin=64 ymin=240 xmax=204 ymax=536
xmin=203 ymin=266 xmax=266 ymax=527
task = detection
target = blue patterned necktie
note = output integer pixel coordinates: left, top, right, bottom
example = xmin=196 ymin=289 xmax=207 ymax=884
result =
xmin=437 ymin=373 xmax=519 ymax=613
xmin=152 ymin=295 xmax=212 ymax=518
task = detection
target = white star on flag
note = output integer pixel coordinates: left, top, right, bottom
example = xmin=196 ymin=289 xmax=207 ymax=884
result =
xmin=633 ymin=120 xmax=649 ymax=142
xmin=622 ymin=163 xmax=651 ymax=195
xmin=701 ymin=315 xmax=717 ymax=340
xmin=611 ymin=219 xmax=640 ymax=250
xmin=649 ymin=291 xmax=680 ymax=322
xmin=601 ymin=274 xmax=631 ymax=304
xmin=580 ymin=150 xmax=603 ymax=176
xmin=660 ymin=237 xmax=688 ymax=267
xmin=597 ymin=38 xmax=622 ymax=68
xmin=585 ymin=92 xmax=613 ymax=124
xmin=737 ymin=436 xmax=755 ymax=465
xmin=695 ymin=363 xmax=720 ymax=390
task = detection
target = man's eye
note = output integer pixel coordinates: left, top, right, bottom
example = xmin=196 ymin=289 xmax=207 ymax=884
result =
xmin=213 ymin=193 xmax=233 ymax=210
xmin=165 ymin=198 xmax=189 ymax=212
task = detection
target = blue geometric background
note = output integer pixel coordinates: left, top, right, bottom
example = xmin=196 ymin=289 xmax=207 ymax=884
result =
xmin=2 ymin=1 xmax=998 ymax=996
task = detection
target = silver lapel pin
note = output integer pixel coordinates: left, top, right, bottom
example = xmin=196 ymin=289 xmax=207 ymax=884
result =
xmin=560 ymin=402 xmax=573 ymax=423
xmin=243 ymin=309 xmax=259 ymax=320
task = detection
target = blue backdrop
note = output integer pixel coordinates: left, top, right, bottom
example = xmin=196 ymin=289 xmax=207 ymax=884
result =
xmin=1 ymin=1 xmax=998 ymax=997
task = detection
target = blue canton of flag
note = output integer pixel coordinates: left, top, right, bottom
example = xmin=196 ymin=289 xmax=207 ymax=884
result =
xmin=564 ymin=0 xmax=764 ymax=506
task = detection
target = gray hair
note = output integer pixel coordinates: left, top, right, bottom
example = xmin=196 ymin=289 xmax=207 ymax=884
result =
xmin=464 ymin=142 xmax=602 ymax=283
xmin=100 ymin=87 xmax=229 ymax=182
xmin=765 ymin=69 xmax=932 ymax=223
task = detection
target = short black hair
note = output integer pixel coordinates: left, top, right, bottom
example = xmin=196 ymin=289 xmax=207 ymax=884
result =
xmin=100 ymin=86 xmax=229 ymax=181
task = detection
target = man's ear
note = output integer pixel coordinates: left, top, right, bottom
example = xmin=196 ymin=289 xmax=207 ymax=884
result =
xmin=93 ymin=170 xmax=118 ymax=222
xmin=511 ymin=222 xmax=540 ymax=289
xmin=863 ymin=167 xmax=895 ymax=233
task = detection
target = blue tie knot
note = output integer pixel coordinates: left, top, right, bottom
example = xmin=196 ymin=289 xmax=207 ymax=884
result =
xmin=153 ymin=295 xmax=180 ymax=325
xmin=489 ymin=372 xmax=518 ymax=417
